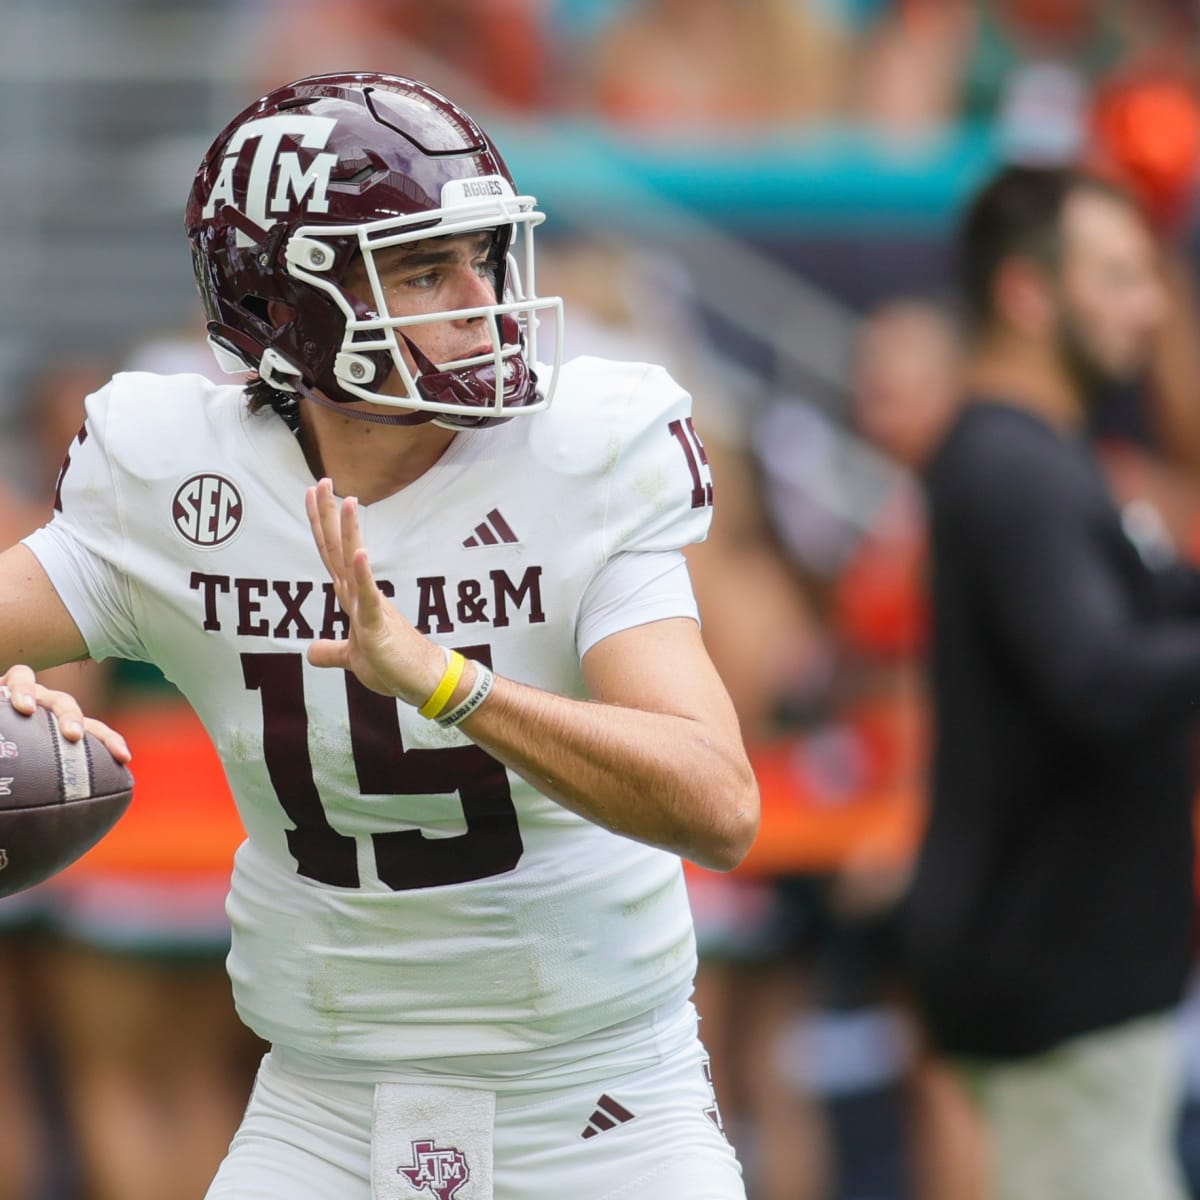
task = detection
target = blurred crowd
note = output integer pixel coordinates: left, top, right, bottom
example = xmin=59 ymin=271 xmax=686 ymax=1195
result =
xmin=3 ymin=1 xmax=1200 ymax=1198
xmin=248 ymin=0 xmax=1200 ymax=144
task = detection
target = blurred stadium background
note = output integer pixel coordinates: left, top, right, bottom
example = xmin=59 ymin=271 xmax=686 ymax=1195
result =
xmin=2 ymin=2 xmax=1200 ymax=1199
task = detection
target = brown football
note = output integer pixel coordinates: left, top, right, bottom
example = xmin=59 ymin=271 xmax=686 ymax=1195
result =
xmin=0 ymin=687 xmax=133 ymax=897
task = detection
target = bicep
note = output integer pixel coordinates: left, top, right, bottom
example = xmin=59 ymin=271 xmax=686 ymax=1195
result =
xmin=0 ymin=544 xmax=89 ymax=670
xmin=581 ymin=616 xmax=743 ymax=740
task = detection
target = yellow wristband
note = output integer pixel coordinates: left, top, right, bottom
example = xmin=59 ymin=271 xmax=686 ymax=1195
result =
xmin=418 ymin=650 xmax=466 ymax=719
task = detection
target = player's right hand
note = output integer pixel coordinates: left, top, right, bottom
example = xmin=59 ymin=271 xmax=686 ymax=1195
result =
xmin=304 ymin=479 xmax=448 ymax=706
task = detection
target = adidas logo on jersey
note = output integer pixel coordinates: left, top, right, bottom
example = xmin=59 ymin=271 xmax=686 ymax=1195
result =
xmin=579 ymin=1093 xmax=636 ymax=1139
xmin=462 ymin=509 xmax=519 ymax=548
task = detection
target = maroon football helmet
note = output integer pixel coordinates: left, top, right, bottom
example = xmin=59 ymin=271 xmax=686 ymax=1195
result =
xmin=185 ymin=72 xmax=563 ymax=428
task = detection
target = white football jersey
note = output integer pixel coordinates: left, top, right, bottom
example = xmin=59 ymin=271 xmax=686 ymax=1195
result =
xmin=25 ymin=356 xmax=717 ymax=1068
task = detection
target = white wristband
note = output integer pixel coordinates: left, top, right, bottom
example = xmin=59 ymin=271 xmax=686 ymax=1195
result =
xmin=435 ymin=662 xmax=495 ymax=727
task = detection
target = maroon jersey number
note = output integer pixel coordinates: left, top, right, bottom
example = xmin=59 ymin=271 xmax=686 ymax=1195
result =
xmin=53 ymin=423 xmax=88 ymax=514
xmin=242 ymin=648 xmax=522 ymax=890
xmin=668 ymin=417 xmax=714 ymax=509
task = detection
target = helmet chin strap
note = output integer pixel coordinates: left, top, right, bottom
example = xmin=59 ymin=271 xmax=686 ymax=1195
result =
xmin=292 ymin=376 xmax=436 ymax=427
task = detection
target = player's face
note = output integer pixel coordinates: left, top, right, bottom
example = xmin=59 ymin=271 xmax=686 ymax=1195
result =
xmin=852 ymin=304 xmax=960 ymax=469
xmin=341 ymin=231 xmax=502 ymax=397
xmin=1055 ymin=191 xmax=1165 ymax=388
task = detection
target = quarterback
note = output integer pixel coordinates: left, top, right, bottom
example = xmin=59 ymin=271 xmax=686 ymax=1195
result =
xmin=0 ymin=73 xmax=758 ymax=1199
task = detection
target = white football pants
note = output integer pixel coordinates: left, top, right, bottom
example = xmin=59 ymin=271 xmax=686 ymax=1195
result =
xmin=206 ymin=1028 xmax=745 ymax=1200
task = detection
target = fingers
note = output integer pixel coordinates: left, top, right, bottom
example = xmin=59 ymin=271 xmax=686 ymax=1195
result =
xmin=0 ymin=669 xmax=60 ymax=726
xmin=82 ymin=717 xmax=133 ymax=766
xmin=306 ymin=638 xmax=350 ymax=671
xmin=305 ymin=484 xmax=329 ymax=568
xmin=1 ymin=665 xmax=39 ymax=714
xmin=340 ymin=493 xmax=365 ymax=559
xmin=30 ymin=683 xmax=89 ymax=740
xmin=0 ymin=667 xmax=131 ymax=764
xmin=307 ymin=479 xmax=372 ymax=615
xmin=301 ymin=480 xmax=415 ymax=694
xmin=348 ymin=547 xmax=384 ymax=627
xmin=307 ymin=478 xmax=344 ymax=588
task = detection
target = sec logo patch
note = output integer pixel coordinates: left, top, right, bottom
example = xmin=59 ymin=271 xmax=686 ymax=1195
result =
xmin=172 ymin=473 xmax=244 ymax=548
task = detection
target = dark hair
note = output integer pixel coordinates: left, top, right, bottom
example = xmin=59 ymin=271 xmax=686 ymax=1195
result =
xmin=244 ymin=375 xmax=301 ymax=431
xmin=957 ymin=165 xmax=1133 ymax=333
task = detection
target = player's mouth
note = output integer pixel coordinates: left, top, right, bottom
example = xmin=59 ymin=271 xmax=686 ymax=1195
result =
xmin=440 ymin=342 xmax=522 ymax=372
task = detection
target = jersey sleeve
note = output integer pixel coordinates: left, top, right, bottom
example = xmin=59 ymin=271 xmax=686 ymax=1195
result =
xmin=576 ymin=550 xmax=698 ymax=658
xmin=21 ymin=382 xmax=149 ymax=663
xmin=601 ymin=364 xmax=715 ymax=559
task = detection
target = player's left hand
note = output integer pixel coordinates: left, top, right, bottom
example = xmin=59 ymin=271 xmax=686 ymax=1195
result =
xmin=305 ymin=478 xmax=447 ymax=705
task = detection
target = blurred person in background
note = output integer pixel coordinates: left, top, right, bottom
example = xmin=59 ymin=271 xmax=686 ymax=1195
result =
xmin=756 ymin=299 xmax=977 ymax=1200
xmin=1084 ymin=44 xmax=1200 ymax=490
xmin=855 ymin=0 xmax=1183 ymax=140
xmin=903 ymin=163 xmax=1200 ymax=1200
xmin=685 ymin=424 xmax=837 ymax=1200
xmin=684 ymin=296 xmax=972 ymax=1200
xmin=837 ymin=300 xmax=962 ymax=920
xmin=34 ymin=329 xmax=263 ymax=1200
xmin=568 ymin=0 xmax=853 ymax=130
xmin=849 ymin=300 xmax=962 ymax=472
xmin=251 ymin=0 xmax=555 ymax=115
xmin=0 ymin=353 xmax=258 ymax=1200
xmin=0 ymin=361 xmax=115 ymax=1200
xmin=839 ymin=300 xmax=989 ymax=1200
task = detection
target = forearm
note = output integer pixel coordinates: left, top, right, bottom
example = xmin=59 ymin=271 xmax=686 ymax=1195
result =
xmin=459 ymin=673 xmax=759 ymax=872
xmin=304 ymin=483 xmax=759 ymax=867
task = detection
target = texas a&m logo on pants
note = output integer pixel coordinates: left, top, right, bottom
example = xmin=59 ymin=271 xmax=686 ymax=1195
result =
xmin=398 ymin=1139 xmax=470 ymax=1200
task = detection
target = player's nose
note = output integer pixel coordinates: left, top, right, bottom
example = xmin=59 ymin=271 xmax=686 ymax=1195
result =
xmin=451 ymin=263 xmax=497 ymax=317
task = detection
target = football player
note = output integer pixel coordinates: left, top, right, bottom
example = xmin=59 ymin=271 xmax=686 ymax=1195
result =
xmin=0 ymin=73 xmax=758 ymax=1199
